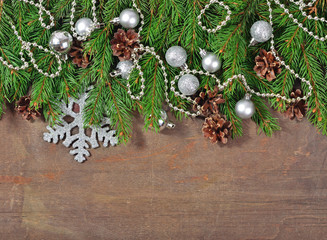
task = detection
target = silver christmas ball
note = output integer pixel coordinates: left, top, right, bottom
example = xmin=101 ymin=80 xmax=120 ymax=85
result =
xmin=158 ymin=110 xmax=175 ymax=131
xmin=75 ymin=18 xmax=93 ymax=37
xmin=117 ymin=60 xmax=134 ymax=79
xmin=119 ymin=9 xmax=140 ymax=29
xmin=250 ymin=20 xmax=273 ymax=43
xmin=165 ymin=46 xmax=187 ymax=68
xmin=158 ymin=110 xmax=168 ymax=130
xmin=235 ymin=95 xmax=255 ymax=119
xmin=178 ymin=74 xmax=199 ymax=96
xmin=49 ymin=30 xmax=73 ymax=54
xmin=202 ymin=52 xmax=222 ymax=73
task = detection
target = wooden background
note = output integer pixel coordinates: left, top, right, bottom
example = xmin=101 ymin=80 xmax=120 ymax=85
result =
xmin=0 ymin=106 xmax=327 ymax=240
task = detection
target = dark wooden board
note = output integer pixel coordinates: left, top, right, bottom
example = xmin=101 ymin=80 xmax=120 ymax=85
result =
xmin=0 ymin=107 xmax=327 ymax=240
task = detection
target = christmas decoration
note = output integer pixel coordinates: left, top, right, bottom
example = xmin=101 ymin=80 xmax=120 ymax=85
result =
xmin=235 ymin=94 xmax=256 ymax=120
xmin=165 ymin=46 xmax=188 ymax=68
xmin=250 ymin=21 xmax=273 ymax=45
xmin=70 ymin=0 xmax=100 ymax=41
xmin=49 ymin=30 xmax=73 ymax=54
xmin=0 ymin=0 xmax=326 ymax=147
xmin=193 ymin=86 xmax=225 ymax=117
xmin=284 ymin=89 xmax=308 ymax=121
xmin=75 ymin=18 xmax=94 ymax=37
xmin=178 ymin=74 xmax=199 ymax=96
xmin=111 ymin=60 xmax=134 ymax=79
xmin=157 ymin=110 xmax=176 ymax=131
xmin=119 ymin=9 xmax=140 ymax=29
xmin=254 ymin=49 xmax=281 ymax=82
xmin=43 ymin=90 xmax=118 ymax=163
xmin=110 ymin=29 xmax=140 ymax=61
xmin=15 ymin=96 xmax=41 ymax=121
xmin=200 ymin=49 xmax=222 ymax=73
xmin=69 ymin=40 xmax=92 ymax=68
xmin=202 ymin=113 xmax=232 ymax=144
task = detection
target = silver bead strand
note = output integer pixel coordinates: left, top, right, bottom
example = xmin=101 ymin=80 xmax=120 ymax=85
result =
xmin=19 ymin=0 xmax=55 ymax=30
xmin=197 ymin=0 xmax=232 ymax=33
xmin=0 ymin=10 xmax=62 ymax=78
xmin=132 ymin=0 xmax=145 ymax=36
xmin=273 ymin=0 xmax=326 ymax=41
xmin=70 ymin=0 xmax=99 ymax=41
xmin=266 ymin=0 xmax=313 ymax=102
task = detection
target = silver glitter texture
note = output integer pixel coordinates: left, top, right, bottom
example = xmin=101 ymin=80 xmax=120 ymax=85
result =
xmin=43 ymin=90 xmax=118 ymax=163
xmin=165 ymin=46 xmax=187 ymax=68
xmin=250 ymin=21 xmax=273 ymax=43
xmin=117 ymin=60 xmax=134 ymax=79
xmin=178 ymin=74 xmax=199 ymax=96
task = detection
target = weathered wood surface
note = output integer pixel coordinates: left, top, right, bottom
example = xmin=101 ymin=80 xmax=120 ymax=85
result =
xmin=0 ymin=106 xmax=327 ymax=240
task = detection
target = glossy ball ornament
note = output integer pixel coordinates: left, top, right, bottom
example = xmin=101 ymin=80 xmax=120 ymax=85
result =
xmin=202 ymin=52 xmax=222 ymax=73
xmin=49 ymin=30 xmax=73 ymax=54
xmin=235 ymin=95 xmax=255 ymax=119
xmin=119 ymin=9 xmax=140 ymax=29
xmin=117 ymin=60 xmax=134 ymax=79
xmin=75 ymin=18 xmax=93 ymax=37
xmin=158 ymin=110 xmax=175 ymax=131
xmin=250 ymin=20 xmax=273 ymax=43
xmin=165 ymin=46 xmax=187 ymax=68
xmin=178 ymin=74 xmax=199 ymax=96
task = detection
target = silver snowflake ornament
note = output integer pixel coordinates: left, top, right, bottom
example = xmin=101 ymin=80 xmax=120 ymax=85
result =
xmin=43 ymin=91 xmax=118 ymax=163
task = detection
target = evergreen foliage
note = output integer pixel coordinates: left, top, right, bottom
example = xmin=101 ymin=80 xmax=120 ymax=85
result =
xmin=0 ymin=0 xmax=326 ymax=143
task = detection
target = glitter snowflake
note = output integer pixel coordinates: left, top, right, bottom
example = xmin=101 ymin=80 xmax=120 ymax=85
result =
xmin=43 ymin=90 xmax=118 ymax=163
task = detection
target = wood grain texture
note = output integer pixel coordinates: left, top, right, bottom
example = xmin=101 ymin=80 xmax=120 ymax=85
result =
xmin=0 ymin=106 xmax=327 ymax=240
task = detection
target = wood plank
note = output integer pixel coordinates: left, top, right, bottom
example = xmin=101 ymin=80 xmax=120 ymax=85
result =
xmin=0 ymin=106 xmax=327 ymax=240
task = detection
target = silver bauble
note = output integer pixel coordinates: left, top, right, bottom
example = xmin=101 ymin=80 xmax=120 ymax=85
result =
xmin=235 ymin=95 xmax=255 ymax=119
xmin=117 ymin=60 xmax=134 ymax=79
xmin=250 ymin=20 xmax=273 ymax=43
xmin=165 ymin=46 xmax=187 ymax=68
xmin=75 ymin=18 xmax=93 ymax=37
xmin=158 ymin=110 xmax=175 ymax=131
xmin=202 ymin=52 xmax=222 ymax=73
xmin=178 ymin=74 xmax=199 ymax=96
xmin=49 ymin=30 xmax=73 ymax=54
xmin=119 ymin=9 xmax=140 ymax=29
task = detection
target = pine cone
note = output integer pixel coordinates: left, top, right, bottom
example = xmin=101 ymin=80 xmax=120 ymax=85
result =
xmin=202 ymin=113 xmax=232 ymax=144
xmin=69 ymin=40 xmax=91 ymax=68
xmin=110 ymin=29 xmax=140 ymax=61
xmin=15 ymin=96 xmax=41 ymax=121
xmin=284 ymin=89 xmax=308 ymax=121
xmin=193 ymin=86 xmax=225 ymax=117
xmin=254 ymin=49 xmax=281 ymax=81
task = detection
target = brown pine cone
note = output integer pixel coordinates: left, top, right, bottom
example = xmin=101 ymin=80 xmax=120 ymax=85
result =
xmin=284 ymin=89 xmax=308 ymax=121
xmin=202 ymin=113 xmax=232 ymax=144
xmin=15 ymin=96 xmax=41 ymax=121
xmin=69 ymin=40 xmax=91 ymax=68
xmin=193 ymin=86 xmax=225 ymax=117
xmin=254 ymin=49 xmax=281 ymax=82
xmin=110 ymin=29 xmax=140 ymax=61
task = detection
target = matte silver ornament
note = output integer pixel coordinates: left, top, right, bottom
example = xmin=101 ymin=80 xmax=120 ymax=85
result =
xmin=49 ymin=30 xmax=73 ymax=54
xmin=200 ymin=49 xmax=222 ymax=73
xmin=119 ymin=9 xmax=140 ymax=29
xmin=43 ymin=89 xmax=118 ymax=163
xmin=75 ymin=18 xmax=94 ymax=37
xmin=117 ymin=60 xmax=134 ymax=79
xmin=235 ymin=94 xmax=255 ymax=119
xmin=158 ymin=110 xmax=175 ymax=131
xmin=250 ymin=20 xmax=273 ymax=44
xmin=178 ymin=74 xmax=199 ymax=96
xmin=165 ymin=46 xmax=187 ymax=68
